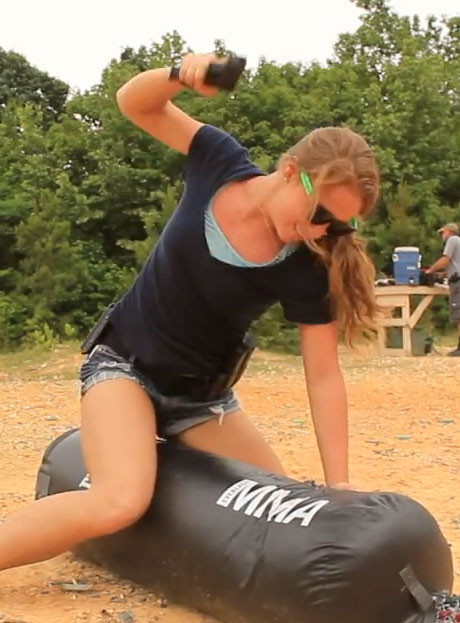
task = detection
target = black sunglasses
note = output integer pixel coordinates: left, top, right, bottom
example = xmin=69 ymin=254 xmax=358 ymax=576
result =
xmin=311 ymin=204 xmax=357 ymax=237
xmin=299 ymin=173 xmax=358 ymax=237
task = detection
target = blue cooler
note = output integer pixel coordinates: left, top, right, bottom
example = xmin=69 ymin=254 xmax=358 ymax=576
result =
xmin=392 ymin=246 xmax=422 ymax=285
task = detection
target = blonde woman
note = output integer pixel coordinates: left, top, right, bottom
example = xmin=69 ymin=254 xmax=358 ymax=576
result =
xmin=0 ymin=54 xmax=380 ymax=573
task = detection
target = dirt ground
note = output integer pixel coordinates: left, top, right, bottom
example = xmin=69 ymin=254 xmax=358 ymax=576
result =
xmin=0 ymin=342 xmax=459 ymax=622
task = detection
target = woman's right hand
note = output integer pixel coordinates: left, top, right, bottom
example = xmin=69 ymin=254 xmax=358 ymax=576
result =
xmin=178 ymin=53 xmax=225 ymax=97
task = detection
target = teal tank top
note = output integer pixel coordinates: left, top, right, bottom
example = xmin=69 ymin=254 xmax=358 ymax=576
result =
xmin=204 ymin=197 xmax=298 ymax=268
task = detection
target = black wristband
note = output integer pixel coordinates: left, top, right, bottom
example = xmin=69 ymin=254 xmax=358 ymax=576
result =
xmin=169 ymin=66 xmax=190 ymax=87
xmin=169 ymin=66 xmax=180 ymax=81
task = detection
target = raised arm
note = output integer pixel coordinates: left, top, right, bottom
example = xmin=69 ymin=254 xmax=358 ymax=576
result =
xmin=116 ymin=53 xmax=222 ymax=154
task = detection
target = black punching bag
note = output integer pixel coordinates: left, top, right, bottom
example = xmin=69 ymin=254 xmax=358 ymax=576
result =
xmin=35 ymin=429 xmax=453 ymax=623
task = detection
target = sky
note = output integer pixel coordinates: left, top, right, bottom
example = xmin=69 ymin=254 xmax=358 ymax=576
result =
xmin=1 ymin=0 xmax=459 ymax=92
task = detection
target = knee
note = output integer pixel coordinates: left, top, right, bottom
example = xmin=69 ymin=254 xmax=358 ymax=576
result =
xmin=87 ymin=485 xmax=154 ymax=536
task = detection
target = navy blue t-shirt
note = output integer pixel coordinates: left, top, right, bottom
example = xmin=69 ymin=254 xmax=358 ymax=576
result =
xmin=110 ymin=125 xmax=332 ymax=375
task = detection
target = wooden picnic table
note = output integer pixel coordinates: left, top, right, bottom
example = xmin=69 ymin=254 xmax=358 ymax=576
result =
xmin=375 ymin=285 xmax=449 ymax=356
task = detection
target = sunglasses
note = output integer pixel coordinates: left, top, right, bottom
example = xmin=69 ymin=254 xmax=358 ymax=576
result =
xmin=299 ymin=171 xmax=358 ymax=237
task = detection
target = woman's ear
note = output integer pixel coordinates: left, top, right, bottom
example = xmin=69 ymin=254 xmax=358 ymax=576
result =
xmin=283 ymin=161 xmax=299 ymax=183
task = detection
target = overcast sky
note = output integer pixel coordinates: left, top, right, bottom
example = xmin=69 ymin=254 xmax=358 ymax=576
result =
xmin=1 ymin=0 xmax=459 ymax=91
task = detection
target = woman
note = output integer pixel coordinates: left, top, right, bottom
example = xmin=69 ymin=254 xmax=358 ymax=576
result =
xmin=0 ymin=53 xmax=379 ymax=572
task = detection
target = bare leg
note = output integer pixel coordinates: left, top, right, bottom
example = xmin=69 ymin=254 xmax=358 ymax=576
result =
xmin=448 ymin=322 xmax=460 ymax=355
xmin=0 ymin=378 xmax=156 ymax=571
xmin=179 ymin=408 xmax=286 ymax=476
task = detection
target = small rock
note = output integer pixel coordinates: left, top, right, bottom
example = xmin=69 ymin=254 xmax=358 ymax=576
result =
xmin=60 ymin=582 xmax=91 ymax=592
xmin=117 ymin=611 xmax=135 ymax=623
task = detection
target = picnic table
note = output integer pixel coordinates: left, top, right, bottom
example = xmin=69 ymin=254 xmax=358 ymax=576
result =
xmin=375 ymin=285 xmax=449 ymax=356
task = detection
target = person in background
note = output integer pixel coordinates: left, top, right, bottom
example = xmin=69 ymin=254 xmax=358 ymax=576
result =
xmin=426 ymin=222 xmax=460 ymax=356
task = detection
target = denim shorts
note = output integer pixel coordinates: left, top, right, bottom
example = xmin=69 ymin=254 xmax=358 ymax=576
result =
xmin=79 ymin=344 xmax=241 ymax=438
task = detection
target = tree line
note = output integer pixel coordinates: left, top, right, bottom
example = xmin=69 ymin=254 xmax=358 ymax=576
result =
xmin=1 ymin=0 xmax=459 ymax=351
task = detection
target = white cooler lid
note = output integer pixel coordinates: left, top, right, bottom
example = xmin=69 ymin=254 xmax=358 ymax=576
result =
xmin=394 ymin=246 xmax=420 ymax=253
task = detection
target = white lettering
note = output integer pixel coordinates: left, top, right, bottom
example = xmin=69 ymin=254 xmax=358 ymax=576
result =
xmin=241 ymin=485 xmax=279 ymax=515
xmin=79 ymin=473 xmax=91 ymax=489
xmin=216 ymin=479 xmax=330 ymax=528
xmin=216 ymin=479 xmax=278 ymax=514
xmin=282 ymin=500 xmax=330 ymax=527
xmin=216 ymin=479 xmax=258 ymax=507
xmin=269 ymin=496 xmax=312 ymax=522
xmin=251 ymin=489 xmax=292 ymax=518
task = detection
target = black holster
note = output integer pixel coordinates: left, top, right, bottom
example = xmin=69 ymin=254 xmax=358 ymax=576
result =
xmin=198 ymin=333 xmax=256 ymax=401
xmin=80 ymin=303 xmax=115 ymax=355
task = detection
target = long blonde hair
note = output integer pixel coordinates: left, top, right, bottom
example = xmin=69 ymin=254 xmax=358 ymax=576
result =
xmin=283 ymin=126 xmax=380 ymax=346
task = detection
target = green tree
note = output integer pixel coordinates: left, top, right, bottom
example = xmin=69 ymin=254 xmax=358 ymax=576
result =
xmin=0 ymin=48 xmax=68 ymax=126
xmin=2 ymin=16 xmax=460 ymax=349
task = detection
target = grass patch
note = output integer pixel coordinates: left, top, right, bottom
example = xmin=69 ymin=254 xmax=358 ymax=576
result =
xmin=247 ymin=349 xmax=303 ymax=376
xmin=0 ymin=341 xmax=82 ymax=381
xmin=0 ymin=331 xmax=457 ymax=384
xmin=433 ymin=328 xmax=459 ymax=348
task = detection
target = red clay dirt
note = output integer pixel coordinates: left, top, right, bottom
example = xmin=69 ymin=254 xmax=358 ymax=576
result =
xmin=0 ymin=344 xmax=459 ymax=622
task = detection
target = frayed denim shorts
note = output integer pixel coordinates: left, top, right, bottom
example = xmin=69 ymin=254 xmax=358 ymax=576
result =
xmin=79 ymin=344 xmax=240 ymax=438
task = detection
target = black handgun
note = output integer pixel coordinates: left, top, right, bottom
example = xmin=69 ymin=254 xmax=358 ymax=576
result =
xmin=170 ymin=55 xmax=246 ymax=91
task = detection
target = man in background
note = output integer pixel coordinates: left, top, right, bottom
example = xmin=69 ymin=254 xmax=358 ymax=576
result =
xmin=426 ymin=222 xmax=460 ymax=357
